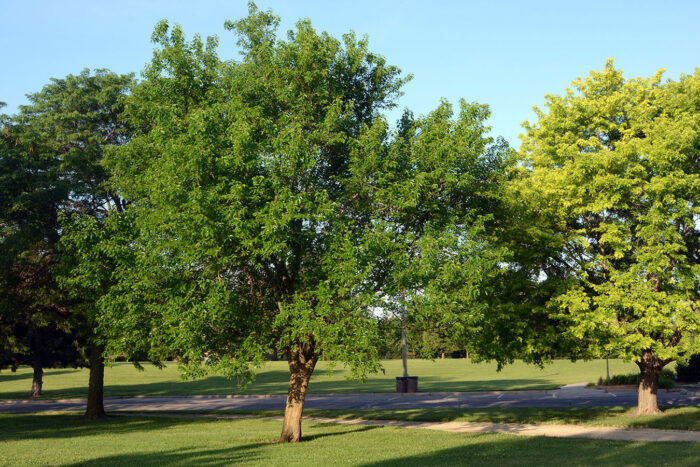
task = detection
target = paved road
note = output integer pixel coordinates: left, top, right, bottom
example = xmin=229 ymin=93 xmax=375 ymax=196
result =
xmin=1 ymin=384 xmax=698 ymax=413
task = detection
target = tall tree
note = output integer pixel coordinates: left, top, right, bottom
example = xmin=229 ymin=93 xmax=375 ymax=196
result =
xmin=14 ymin=69 xmax=134 ymax=418
xmin=0 ymin=109 xmax=83 ymax=397
xmin=515 ymin=61 xmax=700 ymax=414
xmin=100 ymin=4 xmax=504 ymax=442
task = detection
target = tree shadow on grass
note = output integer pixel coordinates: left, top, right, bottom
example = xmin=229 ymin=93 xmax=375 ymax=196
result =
xmin=0 ymin=375 xmax=562 ymax=400
xmin=358 ymin=434 xmax=700 ymax=467
xmin=307 ymin=407 xmax=631 ymax=424
xmin=302 ymin=424 xmax=377 ymax=442
xmin=63 ymin=444 xmax=269 ymax=466
xmin=0 ymin=413 xmax=223 ymax=442
xmin=0 ymin=368 xmax=77 ymax=383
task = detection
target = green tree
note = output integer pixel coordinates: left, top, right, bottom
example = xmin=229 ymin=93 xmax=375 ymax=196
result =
xmin=351 ymin=103 xmax=508 ymax=376
xmin=516 ymin=61 xmax=700 ymax=414
xmin=101 ymin=4 xmax=504 ymax=442
xmin=13 ymin=69 xmax=134 ymax=418
xmin=0 ymin=108 xmax=83 ymax=398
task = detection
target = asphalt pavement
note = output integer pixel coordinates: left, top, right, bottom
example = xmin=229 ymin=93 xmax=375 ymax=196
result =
xmin=1 ymin=383 xmax=698 ymax=413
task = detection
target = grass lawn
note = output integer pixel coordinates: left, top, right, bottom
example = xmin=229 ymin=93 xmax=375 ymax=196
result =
xmin=0 ymin=358 xmax=640 ymax=399
xmin=143 ymin=406 xmax=700 ymax=432
xmin=300 ymin=406 xmax=700 ymax=431
xmin=0 ymin=413 xmax=698 ymax=466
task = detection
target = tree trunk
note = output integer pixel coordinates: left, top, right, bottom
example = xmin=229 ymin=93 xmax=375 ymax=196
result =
xmin=84 ymin=343 xmax=107 ymax=420
xmin=631 ymin=350 xmax=664 ymax=416
xmin=401 ymin=322 xmax=408 ymax=377
xmin=30 ymin=365 xmax=43 ymax=398
xmin=279 ymin=349 xmax=317 ymax=443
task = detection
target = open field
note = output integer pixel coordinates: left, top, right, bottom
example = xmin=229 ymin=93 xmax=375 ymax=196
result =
xmin=0 ymin=359 xmax=640 ymax=399
xmin=1 ymin=413 xmax=698 ymax=466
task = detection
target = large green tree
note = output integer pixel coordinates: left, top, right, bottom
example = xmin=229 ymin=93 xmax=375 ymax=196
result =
xmin=516 ymin=61 xmax=700 ymax=414
xmin=0 ymin=110 xmax=82 ymax=397
xmin=99 ymin=4 xmax=504 ymax=442
xmin=11 ymin=70 xmax=134 ymax=418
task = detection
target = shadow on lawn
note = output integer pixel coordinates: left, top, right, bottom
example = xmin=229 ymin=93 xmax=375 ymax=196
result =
xmin=358 ymin=435 xmax=700 ymax=467
xmin=0 ymin=414 xmax=223 ymax=441
xmin=63 ymin=445 xmax=269 ymax=466
xmin=1 ymin=372 xmax=559 ymax=400
xmin=61 ymin=424 xmax=379 ymax=466
xmin=56 ymin=427 xmax=700 ymax=467
xmin=308 ymin=407 xmax=631 ymax=424
xmin=0 ymin=368 xmax=77 ymax=383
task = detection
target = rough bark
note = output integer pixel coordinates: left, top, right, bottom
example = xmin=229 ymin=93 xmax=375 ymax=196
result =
xmin=631 ymin=350 xmax=664 ymax=416
xmin=279 ymin=346 xmax=318 ymax=443
xmin=30 ymin=365 xmax=43 ymax=398
xmin=83 ymin=343 xmax=107 ymax=420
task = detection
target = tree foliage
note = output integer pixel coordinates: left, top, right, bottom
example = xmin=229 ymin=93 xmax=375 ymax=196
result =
xmin=1 ymin=69 xmax=134 ymax=412
xmin=515 ymin=61 xmax=700 ymax=413
xmin=93 ymin=3 xmax=506 ymax=441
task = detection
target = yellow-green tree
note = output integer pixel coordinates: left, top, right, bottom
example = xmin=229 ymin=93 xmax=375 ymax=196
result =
xmin=517 ymin=61 xmax=700 ymax=414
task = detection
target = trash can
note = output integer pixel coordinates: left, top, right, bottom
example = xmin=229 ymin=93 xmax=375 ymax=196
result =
xmin=406 ymin=376 xmax=418 ymax=393
xmin=396 ymin=376 xmax=407 ymax=393
xmin=396 ymin=376 xmax=418 ymax=393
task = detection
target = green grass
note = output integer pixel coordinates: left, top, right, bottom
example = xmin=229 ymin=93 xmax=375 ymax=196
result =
xmin=0 ymin=413 xmax=697 ymax=466
xmin=0 ymin=358 xmax=640 ymax=399
xmin=140 ymin=406 xmax=700 ymax=432
xmin=301 ymin=406 xmax=700 ymax=431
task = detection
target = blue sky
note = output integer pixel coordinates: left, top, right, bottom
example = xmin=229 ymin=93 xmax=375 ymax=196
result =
xmin=1 ymin=0 xmax=698 ymax=148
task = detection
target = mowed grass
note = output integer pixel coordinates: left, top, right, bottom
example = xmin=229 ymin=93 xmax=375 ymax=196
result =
xmin=145 ymin=406 xmax=700 ymax=432
xmin=299 ymin=406 xmax=700 ymax=431
xmin=1 ymin=413 xmax=698 ymax=467
xmin=0 ymin=359 xmax=639 ymax=399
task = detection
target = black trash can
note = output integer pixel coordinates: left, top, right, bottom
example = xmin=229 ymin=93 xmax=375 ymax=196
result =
xmin=396 ymin=376 xmax=418 ymax=393
xmin=396 ymin=376 xmax=407 ymax=393
xmin=406 ymin=376 xmax=418 ymax=393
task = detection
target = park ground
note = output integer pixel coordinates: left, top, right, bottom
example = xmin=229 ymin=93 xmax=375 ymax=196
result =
xmin=1 ymin=359 xmax=698 ymax=466
xmin=0 ymin=358 xmax=643 ymax=399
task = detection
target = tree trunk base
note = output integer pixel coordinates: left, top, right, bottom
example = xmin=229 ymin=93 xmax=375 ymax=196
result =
xmin=83 ymin=409 xmax=108 ymax=420
xmin=628 ymin=407 xmax=663 ymax=417
xmin=30 ymin=366 xmax=43 ymax=398
xmin=632 ymin=350 xmax=666 ymax=417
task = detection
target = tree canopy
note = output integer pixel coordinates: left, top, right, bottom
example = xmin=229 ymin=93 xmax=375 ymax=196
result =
xmin=515 ymin=60 xmax=700 ymax=414
xmin=83 ymin=4 xmax=508 ymax=441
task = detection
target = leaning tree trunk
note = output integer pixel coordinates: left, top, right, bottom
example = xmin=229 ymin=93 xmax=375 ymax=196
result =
xmin=84 ymin=343 xmax=107 ymax=420
xmin=279 ymin=348 xmax=318 ymax=443
xmin=632 ymin=350 xmax=664 ymax=416
xmin=30 ymin=365 xmax=43 ymax=398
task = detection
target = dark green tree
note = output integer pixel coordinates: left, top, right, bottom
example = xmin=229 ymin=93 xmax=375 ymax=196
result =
xmin=0 ymin=109 xmax=82 ymax=397
xmin=10 ymin=70 xmax=134 ymax=417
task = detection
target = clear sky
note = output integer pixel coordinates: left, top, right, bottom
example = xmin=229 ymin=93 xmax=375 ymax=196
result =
xmin=1 ymin=0 xmax=698 ymax=148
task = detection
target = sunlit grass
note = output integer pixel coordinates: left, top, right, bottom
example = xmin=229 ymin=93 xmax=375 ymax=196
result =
xmin=0 ymin=413 xmax=697 ymax=466
xmin=0 ymin=359 xmax=640 ymax=400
